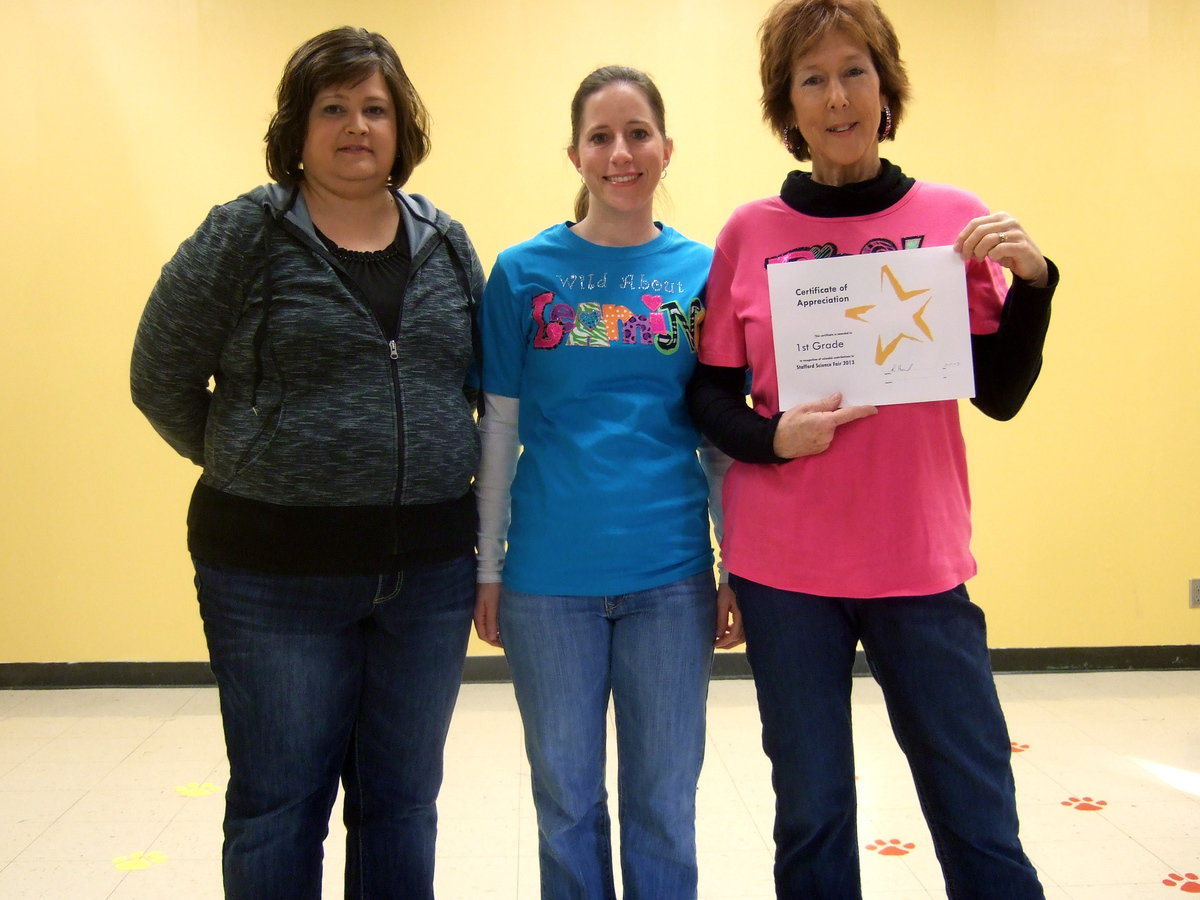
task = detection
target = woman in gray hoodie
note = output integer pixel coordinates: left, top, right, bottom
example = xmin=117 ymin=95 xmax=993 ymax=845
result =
xmin=131 ymin=27 xmax=483 ymax=900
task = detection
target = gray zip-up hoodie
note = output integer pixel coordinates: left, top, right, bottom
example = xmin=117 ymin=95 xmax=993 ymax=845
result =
xmin=132 ymin=184 xmax=483 ymax=569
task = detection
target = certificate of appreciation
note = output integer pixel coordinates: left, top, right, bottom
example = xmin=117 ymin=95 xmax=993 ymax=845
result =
xmin=768 ymin=245 xmax=975 ymax=408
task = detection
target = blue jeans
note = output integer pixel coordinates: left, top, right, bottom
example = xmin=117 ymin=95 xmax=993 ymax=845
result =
xmin=733 ymin=578 xmax=1044 ymax=900
xmin=194 ymin=553 xmax=475 ymax=900
xmin=499 ymin=571 xmax=716 ymax=900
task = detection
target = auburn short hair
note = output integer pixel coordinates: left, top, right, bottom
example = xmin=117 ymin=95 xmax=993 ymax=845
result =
xmin=265 ymin=27 xmax=430 ymax=188
xmin=759 ymin=0 xmax=910 ymax=161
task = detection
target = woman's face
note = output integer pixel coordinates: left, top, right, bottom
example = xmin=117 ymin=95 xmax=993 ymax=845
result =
xmin=789 ymin=29 xmax=884 ymax=186
xmin=567 ymin=82 xmax=672 ymax=222
xmin=300 ymin=70 xmax=398 ymax=199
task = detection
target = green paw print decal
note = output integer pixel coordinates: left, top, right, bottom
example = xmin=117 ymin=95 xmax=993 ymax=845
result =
xmin=175 ymin=781 xmax=218 ymax=797
xmin=113 ymin=850 xmax=167 ymax=870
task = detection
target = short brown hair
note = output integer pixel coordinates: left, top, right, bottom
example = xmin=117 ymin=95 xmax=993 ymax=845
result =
xmin=759 ymin=0 xmax=910 ymax=161
xmin=265 ymin=27 xmax=430 ymax=188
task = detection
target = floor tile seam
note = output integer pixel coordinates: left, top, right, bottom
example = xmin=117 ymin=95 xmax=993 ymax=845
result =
xmin=1027 ymin=804 xmax=1132 ymax=841
xmin=0 ymin=693 xmax=39 ymax=718
xmin=1022 ymin=865 xmax=1068 ymax=897
xmin=126 ymin=814 xmax=181 ymax=872
xmin=104 ymin=867 xmax=131 ymax=899
xmin=698 ymin=731 xmax=744 ymax=782
xmin=0 ymin=754 xmax=27 ymax=782
xmin=1010 ymin=756 xmax=1116 ymax=797
xmin=1024 ymin=836 xmax=1183 ymax=886
xmin=0 ymin=823 xmax=43 ymax=871
xmin=696 ymin=740 xmax=775 ymax=848
xmin=0 ymin=731 xmax=57 ymax=759
xmin=1049 ymin=720 xmax=1184 ymax=751
xmin=1124 ymin=828 xmax=1200 ymax=874
xmin=1032 ymin=764 xmax=1200 ymax=802
xmin=13 ymin=771 xmax=114 ymax=846
xmin=894 ymin=852 xmax=946 ymax=895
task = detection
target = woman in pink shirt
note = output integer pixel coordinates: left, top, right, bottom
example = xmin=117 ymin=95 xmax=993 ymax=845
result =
xmin=688 ymin=1 xmax=1056 ymax=897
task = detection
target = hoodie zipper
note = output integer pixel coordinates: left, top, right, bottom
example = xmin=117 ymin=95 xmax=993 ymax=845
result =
xmin=387 ymin=335 xmax=405 ymax=555
xmin=384 ymin=220 xmax=458 ymax=518
xmin=269 ymin=194 xmax=462 ymax=556
xmin=271 ymin=212 xmax=410 ymax=539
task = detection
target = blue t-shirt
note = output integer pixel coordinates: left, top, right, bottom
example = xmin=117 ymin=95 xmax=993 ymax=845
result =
xmin=481 ymin=223 xmax=714 ymax=595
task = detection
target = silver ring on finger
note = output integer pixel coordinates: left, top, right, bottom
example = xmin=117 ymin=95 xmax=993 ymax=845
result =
xmin=997 ymin=232 xmax=1008 ymax=243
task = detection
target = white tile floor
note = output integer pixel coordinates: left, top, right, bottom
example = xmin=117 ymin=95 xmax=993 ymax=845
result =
xmin=0 ymin=669 xmax=1198 ymax=898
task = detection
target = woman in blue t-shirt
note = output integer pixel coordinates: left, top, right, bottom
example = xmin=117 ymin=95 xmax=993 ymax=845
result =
xmin=474 ymin=65 xmax=740 ymax=898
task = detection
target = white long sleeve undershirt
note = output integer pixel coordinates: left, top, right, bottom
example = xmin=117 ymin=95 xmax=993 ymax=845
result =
xmin=474 ymin=392 xmax=520 ymax=584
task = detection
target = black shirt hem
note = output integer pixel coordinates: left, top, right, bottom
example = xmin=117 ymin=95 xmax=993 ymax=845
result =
xmin=187 ymin=482 xmax=476 ymax=576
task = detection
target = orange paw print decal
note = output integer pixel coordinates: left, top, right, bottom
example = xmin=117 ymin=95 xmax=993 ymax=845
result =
xmin=1011 ymin=741 xmax=1029 ymax=753
xmin=1163 ymin=873 xmax=1200 ymax=893
xmin=865 ymin=839 xmax=915 ymax=856
xmin=1061 ymin=796 xmax=1106 ymax=811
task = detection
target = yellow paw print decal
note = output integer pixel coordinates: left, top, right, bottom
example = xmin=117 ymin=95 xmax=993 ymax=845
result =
xmin=175 ymin=781 xmax=219 ymax=797
xmin=113 ymin=850 xmax=167 ymax=870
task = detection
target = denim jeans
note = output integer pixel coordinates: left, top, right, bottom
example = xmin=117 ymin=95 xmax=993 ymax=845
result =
xmin=732 ymin=578 xmax=1044 ymax=900
xmin=499 ymin=570 xmax=716 ymax=900
xmin=194 ymin=553 xmax=475 ymax=900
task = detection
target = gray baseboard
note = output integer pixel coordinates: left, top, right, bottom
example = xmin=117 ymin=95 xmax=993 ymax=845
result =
xmin=0 ymin=645 xmax=1196 ymax=689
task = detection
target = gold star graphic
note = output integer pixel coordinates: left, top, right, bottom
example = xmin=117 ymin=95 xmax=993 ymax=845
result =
xmin=845 ymin=264 xmax=935 ymax=365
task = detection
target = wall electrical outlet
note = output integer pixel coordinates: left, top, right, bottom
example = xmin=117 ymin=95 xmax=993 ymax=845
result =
xmin=1192 ymin=579 xmax=1200 ymax=609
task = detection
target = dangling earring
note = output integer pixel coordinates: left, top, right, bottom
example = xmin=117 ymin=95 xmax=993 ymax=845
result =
xmin=878 ymin=104 xmax=893 ymax=141
xmin=661 ymin=164 xmax=669 ymax=179
xmin=783 ymin=125 xmax=803 ymax=157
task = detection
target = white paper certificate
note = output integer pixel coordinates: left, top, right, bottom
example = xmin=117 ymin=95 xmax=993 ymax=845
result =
xmin=768 ymin=245 xmax=975 ymax=408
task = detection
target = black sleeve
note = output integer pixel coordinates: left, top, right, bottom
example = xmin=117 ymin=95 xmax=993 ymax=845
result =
xmin=686 ymin=363 xmax=787 ymax=464
xmin=970 ymin=257 xmax=1058 ymax=421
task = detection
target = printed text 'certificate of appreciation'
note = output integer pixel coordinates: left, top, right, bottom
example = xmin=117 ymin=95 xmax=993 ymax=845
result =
xmin=768 ymin=245 xmax=974 ymax=408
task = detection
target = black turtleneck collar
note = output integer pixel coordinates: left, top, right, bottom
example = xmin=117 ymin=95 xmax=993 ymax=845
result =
xmin=779 ymin=159 xmax=916 ymax=218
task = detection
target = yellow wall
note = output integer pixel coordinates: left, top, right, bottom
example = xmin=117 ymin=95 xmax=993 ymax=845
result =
xmin=2 ymin=0 xmax=1197 ymax=663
